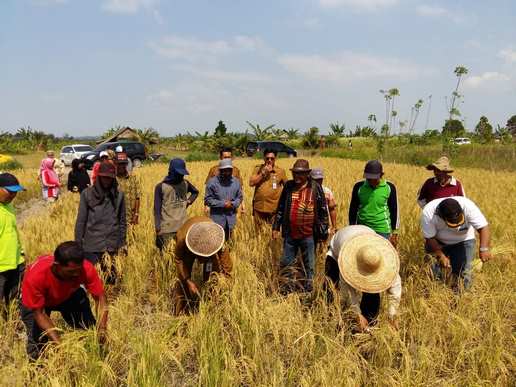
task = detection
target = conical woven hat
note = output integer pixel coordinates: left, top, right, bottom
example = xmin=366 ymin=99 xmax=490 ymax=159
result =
xmin=185 ymin=221 xmax=225 ymax=257
xmin=338 ymin=233 xmax=399 ymax=293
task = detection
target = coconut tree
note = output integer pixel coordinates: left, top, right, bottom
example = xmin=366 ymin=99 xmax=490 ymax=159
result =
xmin=137 ymin=127 xmax=160 ymax=145
xmin=283 ymin=128 xmax=300 ymax=140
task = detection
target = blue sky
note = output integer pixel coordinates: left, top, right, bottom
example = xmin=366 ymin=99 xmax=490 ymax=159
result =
xmin=1 ymin=0 xmax=515 ymax=136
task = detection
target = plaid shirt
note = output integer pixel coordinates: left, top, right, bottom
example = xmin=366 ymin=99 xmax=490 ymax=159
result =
xmin=117 ymin=174 xmax=142 ymax=220
xmin=288 ymin=184 xmax=315 ymax=239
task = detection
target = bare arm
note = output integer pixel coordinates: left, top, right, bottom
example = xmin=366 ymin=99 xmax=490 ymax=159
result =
xmin=33 ymin=309 xmax=60 ymax=343
xmin=477 ymin=226 xmax=491 ymax=262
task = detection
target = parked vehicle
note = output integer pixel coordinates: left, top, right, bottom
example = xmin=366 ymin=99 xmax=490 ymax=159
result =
xmin=453 ymin=137 xmax=471 ymax=145
xmin=246 ymin=141 xmax=297 ymax=157
xmin=59 ymin=144 xmax=94 ymax=166
xmin=80 ymin=141 xmax=147 ymax=169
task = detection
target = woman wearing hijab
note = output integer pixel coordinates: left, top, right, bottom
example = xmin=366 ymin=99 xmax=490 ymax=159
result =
xmin=75 ymin=162 xmax=126 ymax=284
xmin=67 ymin=159 xmax=91 ymax=193
xmin=40 ymin=158 xmax=60 ymax=202
xmin=154 ymin=158 xmax=199 ymax=251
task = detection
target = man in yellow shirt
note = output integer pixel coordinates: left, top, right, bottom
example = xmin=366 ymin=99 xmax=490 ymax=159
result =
xmin=0 ymin=173 xmax=25 ymax=317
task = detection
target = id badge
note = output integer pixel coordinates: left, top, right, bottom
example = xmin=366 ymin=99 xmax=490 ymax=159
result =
xmin=272 ymin=182 xmax=277 ymax=190
xmin=205 ymin=262 xmax=213 ymax=272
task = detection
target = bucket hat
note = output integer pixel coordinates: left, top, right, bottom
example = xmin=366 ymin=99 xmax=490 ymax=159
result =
xmin=186 ymin=221 xmax=225 ymax=257
xmin=169 ymin=158 xmax=189 ymax=176
xmin=338 ymin=233 xmax=399 ymax=293
xmin=426 ymin=156 xmax=453 ymax=173
xmin=218 ymin=159 xmax=233 ymax=170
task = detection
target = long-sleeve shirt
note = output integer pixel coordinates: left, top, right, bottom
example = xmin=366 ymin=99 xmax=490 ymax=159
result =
xmin=343 ymin=274 xmax=402 ymax=318
xmin=204 ymin=176 xmax=242 ymax=231
xmin=348 ymin=180 xmax=399 ymax=234
xmin=0 ymin=203 xmax=24 ymax=272
xmin=154 ymin=179 xmax=199 ymax=234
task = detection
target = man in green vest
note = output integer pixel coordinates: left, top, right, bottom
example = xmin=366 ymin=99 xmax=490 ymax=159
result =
xmin=348 ymin=160 xmax=399 ymax=248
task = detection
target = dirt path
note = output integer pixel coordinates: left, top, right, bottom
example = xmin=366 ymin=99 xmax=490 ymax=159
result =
xmin=16 ymin=197 xmax=51 ymax=226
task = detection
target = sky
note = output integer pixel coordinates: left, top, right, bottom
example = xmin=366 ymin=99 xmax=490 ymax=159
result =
xmin=1 ymin=0 xmax=515 ymax=136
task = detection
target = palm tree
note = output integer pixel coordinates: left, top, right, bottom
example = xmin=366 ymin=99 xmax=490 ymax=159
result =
xmin=329 ymin=122 xmax=346 ymax=137
xmin=246 ymin=121 xmax=275 ymax=140
xmin=283 ymin=128 xmax=300 ymax=140
xmin=137 ymin=127 xmax=160 ymax=145
xmin=409 ymin=99 xmax=424 ymax=134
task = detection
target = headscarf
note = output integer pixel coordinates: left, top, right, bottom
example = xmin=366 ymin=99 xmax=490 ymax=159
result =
xmin=87 ymin=163 xmax=118 ymax=207
xmin=41 ymin=158 xmax=59 ymax=186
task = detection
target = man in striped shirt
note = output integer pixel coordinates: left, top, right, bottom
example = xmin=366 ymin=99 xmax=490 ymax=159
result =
xmin=348 ymin=160 xmax=399 ymax=248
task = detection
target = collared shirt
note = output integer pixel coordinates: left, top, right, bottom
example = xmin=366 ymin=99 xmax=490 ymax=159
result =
xmin=251 ymin=165 xmax=288 ymax=213
xmin=0 ymin=202 xmax=24 ymax=272
xmin=417 ymin=176 xmax=465 ymax=208
xmin=117 ymin=174 xmax=142 ymax=221
xmin=205 ymin=165 xmax=243 ymax=186
xmin=327 ymin=228 xmax=401 ymax=318
xmin=205 ymin=176 xmax=242 ymax=230
xmin=349 ymin=179 xmax=399 ymax=234
xmin=421 ymin=196 xmax=488 ymax=245
xmin=289 ymin=183 xmax=315 ymax=239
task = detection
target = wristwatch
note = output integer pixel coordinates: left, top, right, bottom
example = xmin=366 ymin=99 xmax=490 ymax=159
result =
xmin=479 ymin=247 xmax=489 ymax=252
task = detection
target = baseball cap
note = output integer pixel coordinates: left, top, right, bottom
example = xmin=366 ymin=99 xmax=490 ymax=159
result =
xmin=115 ymin=145 xmax=123 ymax=153
xmin=310 ymin=168 xmax=324 ymax=180
xmin=169 ymin=158 xmax=189 ymax=176
xmin=218 ymin=159 xmax=233 ymax=170
xmin=0 ymin=173 xmax=26 ymax=192
xmin=363 ymin=160 xmax=383 ymax=179
xmin=99 ymin=151 xmax=109 ymax=158
xmin=437 ymin=198 xmax=465 ymax=228
xmin=97 ymin=162 xmax=116 ymax=178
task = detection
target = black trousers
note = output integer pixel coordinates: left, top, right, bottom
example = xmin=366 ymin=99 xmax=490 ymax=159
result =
xmin=324 ymin=256 xmax=380 ymax=323
xmin=84 ymin=251 xmax=119 ymax=285
xmin=0 ymin=264 xmax=25 ymax=315
xmin=20 ymin=288 xmax=96 ymax=360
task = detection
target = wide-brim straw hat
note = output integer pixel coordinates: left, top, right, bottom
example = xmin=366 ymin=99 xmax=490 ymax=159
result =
xmin=338 ymin=233 xmax=399 ymax=293
xmin=185 ymin=221 xmax=225 ymax=257
xmin=426 ymin=156 xmax=453 ymax=173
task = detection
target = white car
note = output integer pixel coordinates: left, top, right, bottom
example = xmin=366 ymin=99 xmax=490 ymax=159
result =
xmin=453 ymin=137 xmax=471 ymax=145
xmin=60 ymin=144 xmax=94 ymax=166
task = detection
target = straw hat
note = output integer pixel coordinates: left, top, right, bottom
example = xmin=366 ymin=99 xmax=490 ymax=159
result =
xmin=338 ymin=233 xmax=399 ymax=293
xmin=426 ymin=156 xmax=453 ymax=173
xmin=185 ymin=221 xmax=225 ymax=257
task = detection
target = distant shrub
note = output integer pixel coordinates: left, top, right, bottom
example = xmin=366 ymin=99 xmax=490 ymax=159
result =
xmin=185 ymin=151 xmax=219 ymax=162
xmin=0 ymin=154 xmax=23 ymax=170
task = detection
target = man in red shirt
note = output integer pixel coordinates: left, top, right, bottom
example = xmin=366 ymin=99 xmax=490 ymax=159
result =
xmin=417 ymin=156 xmax=465 ymax=208
xmin=20 ymin=241 xmax=108 ymax=360
xmin=273 ymin=159 xmax=329 ymax=293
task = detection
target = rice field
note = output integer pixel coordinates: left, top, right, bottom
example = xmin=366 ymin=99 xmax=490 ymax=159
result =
xmin=1 ymin=157 xmax=515 ymax=386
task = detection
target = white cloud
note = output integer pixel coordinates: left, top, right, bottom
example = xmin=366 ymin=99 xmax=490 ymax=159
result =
xmin=278 ymin=52 xmax=431 ymax=83
xmin=464 ymin=72 xmax=510 ymax=89
xmin=416 ymin=4 xmax=465 ymax=23
xmin=102 ymin=0 xmax=159 ymax=14
xmin=318 ymin=0 xmax=398 ymax=11
xmin=498 ymin=48 xmax=516 ymax=64
xmin=149 ymin=35 xmax=266 ymax=63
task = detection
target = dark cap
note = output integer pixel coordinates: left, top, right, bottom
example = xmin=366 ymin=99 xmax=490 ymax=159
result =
xmin=97 ymin=162 xmax=116 ymax=178
xmin=169 ymin=158 xmax=189 ymax=176
xmin=290 ymin=159 xmax=311 ymax=172
xmin=437 ymin=198 xmax=465 ymax=228
xmin=0 ymin=173 xmax=25 ymax=192
xmin=363 ymin=160 xmax=383 ymax=179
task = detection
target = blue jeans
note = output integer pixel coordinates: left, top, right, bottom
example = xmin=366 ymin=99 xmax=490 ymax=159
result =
xmin=376 ymin=232 xmax=390 ymax=240
xmin=280 ymin=235 xmax=315 ymax=292
xmin=432 ymin=239 xmax=475 ymax=290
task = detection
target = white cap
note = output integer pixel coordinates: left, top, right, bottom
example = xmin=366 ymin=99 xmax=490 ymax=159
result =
xmin=100 ymin=151 xmax=109 ymax=158
xmin=115 ymin=145 xmax=123 ymax=152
